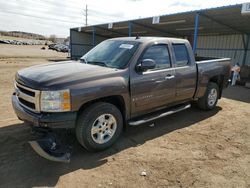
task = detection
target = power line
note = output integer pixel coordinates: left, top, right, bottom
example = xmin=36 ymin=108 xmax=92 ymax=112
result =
xmin=1 ymin=1 xmax=83 ymax=16
xmin=88 ymin=10 xmax=127 ymax=20
xmin=0 ymin=7 xmax=83 ymax=23
xmin=83 ymin=3 xmax=117 ymax=12
xmin=0 ymin=1 xmax=130 ymax=27
xmin=39 ymin=0 xmax=84 ymax=10
xmin=0 ymin=9 xmax=84 ymax=25
xmin=0 ymin=2 xmax=125 ymax=26
xmin=82 ymin=5 xmax=129 ymax=26
xmin=7 ymin=0 xmax=83 ymax=12
xmin=0 ymin=9 xmax=112 ymax=27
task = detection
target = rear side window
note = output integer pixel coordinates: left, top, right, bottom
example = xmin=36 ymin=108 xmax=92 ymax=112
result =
xmin=142 ymin=44 xmax=171 ymax=70
xmin=173 ymin=44 xmax=190 ymax=67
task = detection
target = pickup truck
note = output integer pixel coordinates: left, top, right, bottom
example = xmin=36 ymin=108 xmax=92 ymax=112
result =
xmin=12 ymin=37 xmax=231 ymax=160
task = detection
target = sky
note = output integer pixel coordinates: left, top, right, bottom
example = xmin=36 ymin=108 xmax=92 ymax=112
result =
xmin=0 ymin=0 xmax=247 ymax=37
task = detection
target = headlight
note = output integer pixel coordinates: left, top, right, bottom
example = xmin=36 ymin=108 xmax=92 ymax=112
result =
xmin=40 ymin=89 xmax=71 ymax=112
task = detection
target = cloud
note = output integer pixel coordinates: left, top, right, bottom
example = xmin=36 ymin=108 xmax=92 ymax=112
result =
xmin=169 ymin=1 xmax=201 ymax=8
xmin=0 ymin=0 xmax=247 ymax=37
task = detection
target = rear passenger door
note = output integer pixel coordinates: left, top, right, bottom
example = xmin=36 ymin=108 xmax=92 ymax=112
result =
xmin=171 ymin=43 xmax=196 ymax=101
xmin=130 ymin=44 xmax=176 ymax=116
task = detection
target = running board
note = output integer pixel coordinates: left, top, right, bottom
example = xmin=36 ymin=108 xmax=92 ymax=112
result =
xmin=128 ymin=103 xmax=191 ymax=126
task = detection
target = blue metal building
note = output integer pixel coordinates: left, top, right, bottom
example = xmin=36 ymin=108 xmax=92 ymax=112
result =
xmin=70 ymin=3 xmax=250 ymax=66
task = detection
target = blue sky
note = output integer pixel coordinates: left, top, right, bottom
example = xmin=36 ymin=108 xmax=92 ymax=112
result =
xmin=0 ymin=0 xmax=247 ymax=37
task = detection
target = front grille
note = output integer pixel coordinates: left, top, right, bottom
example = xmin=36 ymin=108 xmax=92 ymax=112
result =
xmin=19 ymin=98 xmax=35 ymax=109
xmin=14 ymin=82 xmax=40 ymax=112
xmin=16 ymin=85 xmax=35 ymax=97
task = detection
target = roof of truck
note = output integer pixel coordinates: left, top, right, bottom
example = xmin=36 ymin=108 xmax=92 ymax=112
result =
xmin=110 ymin=37 xmax=188 ymax=43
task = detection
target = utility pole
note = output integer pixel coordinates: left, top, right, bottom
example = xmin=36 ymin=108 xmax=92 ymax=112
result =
xmin=84 ymin=4 xmax=88 ymax=26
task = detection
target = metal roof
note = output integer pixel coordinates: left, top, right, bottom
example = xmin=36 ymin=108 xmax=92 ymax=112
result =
xmin=71 ymin=4 xmax=250 ymax=38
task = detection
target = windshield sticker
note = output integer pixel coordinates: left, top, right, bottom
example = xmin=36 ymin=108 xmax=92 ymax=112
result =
xmin=119 ymin=44 xmax=134 ymax=49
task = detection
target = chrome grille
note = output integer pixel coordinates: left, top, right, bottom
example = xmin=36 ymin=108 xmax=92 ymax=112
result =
xmin=14 ymin=82 xmax=41 ymax=112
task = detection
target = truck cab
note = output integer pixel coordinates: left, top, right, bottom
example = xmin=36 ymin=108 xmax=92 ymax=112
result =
xmin=129 ymin=37 xmax=197 ymax=117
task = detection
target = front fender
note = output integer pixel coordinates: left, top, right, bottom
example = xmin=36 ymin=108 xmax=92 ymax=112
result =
xmin=70 ymin=76 xmax=130 ymax=117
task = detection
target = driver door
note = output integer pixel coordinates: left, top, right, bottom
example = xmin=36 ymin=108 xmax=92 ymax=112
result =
xmin=130 ymin=44 xmax=176 ymax=117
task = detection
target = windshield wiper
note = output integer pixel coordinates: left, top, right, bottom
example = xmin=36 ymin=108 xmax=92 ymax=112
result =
xmin=80 ymin=58 xmax=88 ymax=64
xmin=87 ymin=61 xmax=108 ymax=67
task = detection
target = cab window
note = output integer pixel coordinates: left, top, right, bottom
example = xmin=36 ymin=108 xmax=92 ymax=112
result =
xmin=142 ymin=44 xmax=171 ymax=70
xmin=172 ymin=44 xmax=190 ymax=67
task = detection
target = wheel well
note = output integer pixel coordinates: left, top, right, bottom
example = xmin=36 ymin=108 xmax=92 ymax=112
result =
xmin=78 ymin=95 xmax=126 ymax=122
xmin=209 ymin=75 xmax=224 ymax=98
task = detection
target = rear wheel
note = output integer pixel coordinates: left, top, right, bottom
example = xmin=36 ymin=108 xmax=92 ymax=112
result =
xmin=197 ymin=82 xmax=219 ymax=110
xmin=76 ymin=102 xmax=123 ymax=151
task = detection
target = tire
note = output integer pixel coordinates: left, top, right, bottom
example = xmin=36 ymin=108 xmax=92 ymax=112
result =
xmin=76 ymin=102 xmax=123 ymax=151
xmin=197 ymin=82 xmax=219 ymax=111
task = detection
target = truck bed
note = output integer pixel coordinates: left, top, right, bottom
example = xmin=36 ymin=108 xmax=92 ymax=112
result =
xmin=195 ymin=57 xmax=231 ymax=99
xmin=195 ymin=56 xmax=220 ymax=61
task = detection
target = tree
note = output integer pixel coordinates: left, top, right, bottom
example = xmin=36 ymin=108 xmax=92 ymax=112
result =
xmin=49 ymin=35 xmax=57 ymax=43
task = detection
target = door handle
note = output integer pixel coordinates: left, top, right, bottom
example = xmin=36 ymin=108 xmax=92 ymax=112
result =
xmin=165 ymin=75 xmax=175 ymax=80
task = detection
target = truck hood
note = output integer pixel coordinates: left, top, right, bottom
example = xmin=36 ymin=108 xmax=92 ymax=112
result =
xmin=16 ymin=61 xmax=120 ymax=89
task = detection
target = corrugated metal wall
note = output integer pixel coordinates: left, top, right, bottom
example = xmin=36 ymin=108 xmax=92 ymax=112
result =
xmin=70 ymin=29 xmax=106 ymax=59
xmin=70 ymin=31 xmax=250 ymax=65
xmin=196 ymin=34 xmax=250 ymax=65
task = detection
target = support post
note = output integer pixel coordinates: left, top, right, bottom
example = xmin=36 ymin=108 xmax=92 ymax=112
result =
xmin=242 ymin=35 xmax=249 ymax=66
xmin=92 ymin=26 xmax=95 ymax=46
xmin=128 ymin=21 xmax=132 ymax=37
xmin=69 ymin=29 xmax=72 ymax=59
xmin=193 ymin=13 xmax=199 ymax=54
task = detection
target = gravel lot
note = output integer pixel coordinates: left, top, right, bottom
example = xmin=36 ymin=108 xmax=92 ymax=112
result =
xmin=0 ymin=44 xmax=249 ymax=188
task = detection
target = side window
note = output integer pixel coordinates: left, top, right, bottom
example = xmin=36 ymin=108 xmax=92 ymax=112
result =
xmin=173 ymin=44 xmax=190 ymax=67
xmin=142 ymin=44 xmax=171 ymax=70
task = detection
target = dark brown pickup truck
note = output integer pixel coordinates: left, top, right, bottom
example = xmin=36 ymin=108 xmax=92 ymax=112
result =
xmin=12 ymin=37 xmax=231 ymax=162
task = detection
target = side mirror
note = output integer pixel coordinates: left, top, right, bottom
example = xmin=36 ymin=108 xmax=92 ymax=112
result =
xmin=137 ymin=59 xmax=156 ymax=72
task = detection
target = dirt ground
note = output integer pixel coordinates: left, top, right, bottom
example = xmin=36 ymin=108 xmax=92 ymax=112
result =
xmin=0 ymin=44 xmax=250 ymax=188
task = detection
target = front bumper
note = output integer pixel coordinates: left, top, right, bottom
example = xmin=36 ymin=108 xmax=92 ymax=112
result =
xmin=12 ymin=94 xmax=77 ymax=128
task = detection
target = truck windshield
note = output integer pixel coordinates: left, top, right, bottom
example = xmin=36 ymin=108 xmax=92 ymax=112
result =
xmin=80 ymin=40 xmax=140 ymax=69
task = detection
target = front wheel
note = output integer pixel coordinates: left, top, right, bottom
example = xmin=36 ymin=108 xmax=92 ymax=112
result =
xmin=197 ymin=82 xmax=219 ymax=110
xmin=76 ymin=102 xmax=123 ymax=151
